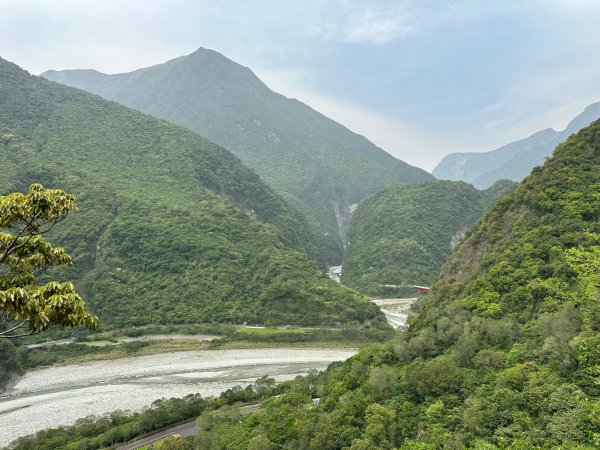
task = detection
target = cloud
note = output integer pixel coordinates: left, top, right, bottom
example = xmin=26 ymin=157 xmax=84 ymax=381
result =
xmin=481 ymin=62 xmax=600 ymax=136
xmin=342 ymin=7 xmax=417 ymax=44
xmin=303 ymin=1 xmax=517 ymax=46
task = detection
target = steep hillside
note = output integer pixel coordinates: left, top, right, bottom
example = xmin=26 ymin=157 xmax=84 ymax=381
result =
xmin=0 ymin=57 xmax=385 ymax=329
xmin=42 ymin=48 xmax=434 ymax=262
xmin=433 ymin=102 xmax=600 ymax=188
xmin=342 ymin=180 xmax=516 ymax=296
xmin=178 ymin=119 xmax=599 ymax=448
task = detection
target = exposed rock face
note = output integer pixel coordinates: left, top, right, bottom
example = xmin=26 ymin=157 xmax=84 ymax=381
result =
xmin=450 ymin=226 xmax=468 ymax=249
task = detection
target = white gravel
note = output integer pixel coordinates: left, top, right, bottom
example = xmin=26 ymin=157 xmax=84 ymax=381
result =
xmin=0 ymin=348 xmax=355 ymax=446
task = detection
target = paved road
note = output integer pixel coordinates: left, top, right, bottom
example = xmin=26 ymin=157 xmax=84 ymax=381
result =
xmin=117 ymin=420 xmax=197 ymax=449
xmin=27 ymin=338 xmax=74 ymax=349
xmin=116 ymin=404 xmax=261 ymax=449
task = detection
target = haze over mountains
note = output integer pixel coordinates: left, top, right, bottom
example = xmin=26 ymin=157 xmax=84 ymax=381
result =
xmin=0 ymin=57 xmax=384 ymax=328
xmin=42 ymin=47 xmax=434 ymax=262
xmin=433 ymin=102 xmax=600 ymax=188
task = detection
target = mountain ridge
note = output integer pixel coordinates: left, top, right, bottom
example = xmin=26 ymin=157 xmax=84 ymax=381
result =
xmin=433 ymin=101 xmax=600 ymax=188
xmin=1 ymin=56 xmax=385 ymax=329
xmin=341 ymin=179 xmax=517 ymax=296
xmin=158 ymin=112 xmax=600 ymax=449
xmin=42 ymin=47 xmax=435 ymax=262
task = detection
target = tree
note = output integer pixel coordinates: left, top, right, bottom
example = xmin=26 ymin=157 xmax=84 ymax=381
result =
xmin=0 ymin=184 xmax=98 ymax=338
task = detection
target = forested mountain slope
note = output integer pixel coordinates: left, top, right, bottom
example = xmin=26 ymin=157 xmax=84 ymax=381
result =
xmin=342 ymin=180 xmax=516 ymax=296
xmin=186 ymin=118 xmax=600 ymax=448
xmin=433 ymin=102 xmax=600 ymax=188
xmin=42 ymin=48 xmax=434 ymax=262
xmin=0 ymin=57 xmax=384 ymax=328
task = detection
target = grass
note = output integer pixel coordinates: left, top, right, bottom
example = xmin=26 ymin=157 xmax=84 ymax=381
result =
xmin=22 ymin=340 xmax=211 ymax=369
xmin=20 ymin=325 xmax=385 ymax=370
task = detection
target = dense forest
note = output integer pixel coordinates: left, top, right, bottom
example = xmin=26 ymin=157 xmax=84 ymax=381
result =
xmin=0 ymin=57 xmax=386 ymax=330
xmin=42 ymin=48 xmax=435 ymax=262
xmin=11 ymin=94 xmax=599 ymax=450
xmin=342 ymin=180 xmax=516 ymax=296
xmin=170 ymin=116 xmax=597 ymax=448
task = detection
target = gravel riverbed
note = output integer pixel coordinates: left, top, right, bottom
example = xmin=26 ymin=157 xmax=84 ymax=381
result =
xmin=0 ymin=348 xmax=355 ymax=446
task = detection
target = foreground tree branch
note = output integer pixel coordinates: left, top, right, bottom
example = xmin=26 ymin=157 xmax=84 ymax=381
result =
xmin=0 ymin=184 xmax=98 ymax=338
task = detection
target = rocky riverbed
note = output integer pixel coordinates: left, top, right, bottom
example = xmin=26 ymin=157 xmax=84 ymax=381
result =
xmin=0 ymin=348 xmax=355 ymax=446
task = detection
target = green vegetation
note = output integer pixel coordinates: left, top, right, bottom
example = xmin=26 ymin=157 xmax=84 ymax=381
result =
xmin=159 ymin=118 xmax=598 ymax=448
xmin=42 ymin=48 xmax=434 ymax=262
xmin=215 ymin=325 xmax=393 ymax=347
xmin=0 ymin=184 xmax=98 ymax=338
xmin=18 ymin=340 xmax=206 ymax=369
xmin=0 ymin=57 xmax=386 ymax=331
xmin=342 ymin=180 xmax=516 ymax=296
xmin=0 ymin=184 xmax=97 ymax=389
xmin=14 ymin=324 xmax=391 ymax=369
xmin=8 ymin=394 xmax=210 ymax=449
xmin=7 ymin=81 xmax=598 ymax=450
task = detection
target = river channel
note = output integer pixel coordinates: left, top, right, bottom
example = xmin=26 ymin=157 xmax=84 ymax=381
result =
xmin=0 ymin=348 xmax=355 ymax=446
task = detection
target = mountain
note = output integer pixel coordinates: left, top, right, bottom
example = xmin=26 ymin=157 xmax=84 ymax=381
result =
xmin=433 ymin=102 xmax=600 ymax=188
xmin=175 ymin=118 xmax=599 ymax=448
xmin=341 ymin=180 xmax=516 ymax=296
xmin=41 ymin=48 xmax=435 ymax=262
xmin=0 ymin=57 xmax=385 ymax=329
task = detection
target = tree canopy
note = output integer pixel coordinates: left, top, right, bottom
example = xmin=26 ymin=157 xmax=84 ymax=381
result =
xmin=342 ymin=180 xmax=516 ymax=296
xmin=143 ymin=115 xmax=600 ymax=449
xmin=0 ymin=184 xmax=98 ymax=338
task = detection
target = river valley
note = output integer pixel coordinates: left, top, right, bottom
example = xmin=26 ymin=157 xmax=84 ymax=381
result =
xmin=0 ymin=285 xmax=416 ymax=446
xmin=0 ymin=348 xmax=355 ymax=445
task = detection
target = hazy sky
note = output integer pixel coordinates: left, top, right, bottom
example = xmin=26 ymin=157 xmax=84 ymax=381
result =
xmin=2 ymin=0 xmax=600 ymax=171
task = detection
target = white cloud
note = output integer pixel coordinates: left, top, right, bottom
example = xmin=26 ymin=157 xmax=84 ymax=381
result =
xmin=342 ymin=7 xmax=417 ymax=44
xmin=478 ymin=62 xmax=600 ymax=139
xmin=304 ymin=1 xmax=518 ymax=45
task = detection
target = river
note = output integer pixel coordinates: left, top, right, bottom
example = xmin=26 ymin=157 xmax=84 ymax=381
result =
xmin=0 ymin=348 xmax=355 ymax=446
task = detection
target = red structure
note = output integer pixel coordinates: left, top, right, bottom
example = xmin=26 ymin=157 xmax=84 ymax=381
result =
xmin=414 ymin=285 xmax=430 ymax=294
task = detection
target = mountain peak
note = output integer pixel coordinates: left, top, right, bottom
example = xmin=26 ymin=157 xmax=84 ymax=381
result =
xmin=565 ymin=101 xmax=600 ymax=134
xmin=41 ymin=50 xmax=433 ymax=262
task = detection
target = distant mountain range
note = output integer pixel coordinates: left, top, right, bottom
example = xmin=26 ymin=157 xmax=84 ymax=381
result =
xmin=433 ymin=102 xmax=600 ymax=188
xmin=42 ymin=48 xmax=434 ymax=262
xmin=1 ymin=57 xmax=384 ymax=329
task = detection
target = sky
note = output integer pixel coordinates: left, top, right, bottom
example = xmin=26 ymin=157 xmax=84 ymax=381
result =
xmin=2 ymin=0 xmax=600 ymax=171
